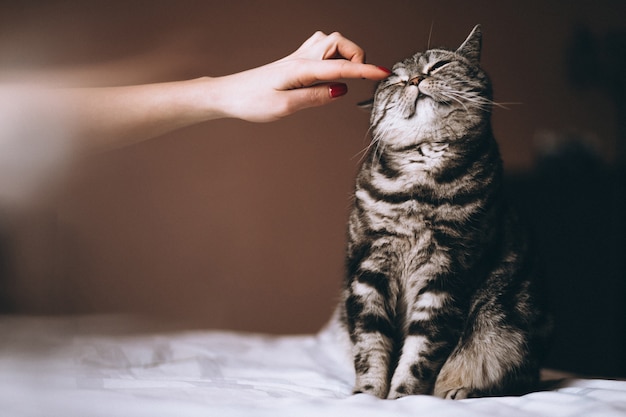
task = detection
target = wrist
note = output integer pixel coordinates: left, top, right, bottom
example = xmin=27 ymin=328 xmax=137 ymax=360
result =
xmin=191 ymin=76 xmax=234 ymax=122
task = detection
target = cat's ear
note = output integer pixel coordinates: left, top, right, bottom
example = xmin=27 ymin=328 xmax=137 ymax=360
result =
xmin=357 ymin=97 xmax=374 ymax=112
xmin=456 ymin=24 xmax=482 ymax=63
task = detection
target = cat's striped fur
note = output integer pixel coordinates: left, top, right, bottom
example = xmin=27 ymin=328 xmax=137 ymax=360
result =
xmin=337 ymin=25 xmax=551 ymax=400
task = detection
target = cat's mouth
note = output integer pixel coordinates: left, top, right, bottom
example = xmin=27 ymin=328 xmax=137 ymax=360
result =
xmin=415 ymin=89 xmax=431 ymax=103
xmin=409 ymin=76 xmax=433 ymax=99
xmin=400 ymin=85 xmax=432 ymax=119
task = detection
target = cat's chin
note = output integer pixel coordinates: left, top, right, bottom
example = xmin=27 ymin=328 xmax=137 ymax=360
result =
xmin=399 ymin=99 xmax=444 ymax=135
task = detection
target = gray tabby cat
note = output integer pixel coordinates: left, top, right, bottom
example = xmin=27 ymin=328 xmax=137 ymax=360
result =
xmin=337 ymin=25 xmax=551 ymax=400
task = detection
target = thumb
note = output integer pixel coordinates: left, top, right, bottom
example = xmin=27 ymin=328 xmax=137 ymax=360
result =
xmin=328 ymin=83 xmax=349 ymax=99
xmin=286 ymin=82 xmax=348 ymax=112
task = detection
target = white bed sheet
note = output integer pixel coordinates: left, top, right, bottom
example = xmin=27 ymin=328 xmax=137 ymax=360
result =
xmin=1 ymin=315 xmax=625 ymax=417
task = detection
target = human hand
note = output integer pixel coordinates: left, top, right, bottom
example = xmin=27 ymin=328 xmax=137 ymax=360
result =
xmin=205 ymin=31 xmax=391 ymax=122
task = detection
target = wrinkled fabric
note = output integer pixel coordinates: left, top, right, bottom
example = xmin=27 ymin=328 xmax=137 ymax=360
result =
xmin=1 ymin=315 xmax=625 ymax=417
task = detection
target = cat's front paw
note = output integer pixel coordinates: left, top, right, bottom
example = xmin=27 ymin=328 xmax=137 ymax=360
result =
xmin=438 ymin=387 xmax=471 ymax=400
xmin=387 ymin=379 xmax=432 ymax=399
xmin=353 ymin=380 xmax=388 ymax=399
xmin=387 ymin=385 xmax=411 ymax=400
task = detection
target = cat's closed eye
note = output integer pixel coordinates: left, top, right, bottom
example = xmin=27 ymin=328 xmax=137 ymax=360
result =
xmin=428 ymin=60 xmax=452 ymax=73
xmin=384 ymin=74 xmax=409 ymax=88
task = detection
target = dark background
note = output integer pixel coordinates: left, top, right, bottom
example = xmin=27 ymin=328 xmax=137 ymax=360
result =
xmin=0 ymin=0 xmax=624 ymax=377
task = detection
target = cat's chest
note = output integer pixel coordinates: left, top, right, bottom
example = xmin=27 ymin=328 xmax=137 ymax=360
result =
xmin=354 ymin=184 xmax=455 ymax=283
xmin=356 ymin=199 xmax=443 ymax=282
xmin=375 ymin=144 xmax=449 ymax=182
xmin=355 ymin=187 xmax=433 ymax=236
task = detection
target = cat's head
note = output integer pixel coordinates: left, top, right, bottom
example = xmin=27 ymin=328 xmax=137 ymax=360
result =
xmin=368 ymin=25 xmax=492 ymax=149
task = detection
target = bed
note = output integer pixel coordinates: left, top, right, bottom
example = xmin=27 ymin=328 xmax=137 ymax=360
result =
xmin=1 ymin=315 xmax=625 ymax=417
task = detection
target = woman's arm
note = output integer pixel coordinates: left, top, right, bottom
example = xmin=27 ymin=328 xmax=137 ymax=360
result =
xmin=64 ymin=31 xmax=390 ymax=151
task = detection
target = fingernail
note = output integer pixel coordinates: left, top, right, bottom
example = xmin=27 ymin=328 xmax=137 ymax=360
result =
xmin=329 ymin=83 xmax=348 ymax=98
xmin=376 ymin=66 xmax=392 ymax=75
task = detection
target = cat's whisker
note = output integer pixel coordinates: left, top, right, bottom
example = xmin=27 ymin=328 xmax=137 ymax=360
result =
xmin=443 ymin=90 xmax=495 ymax=111
xmin=352 ymin=144 xmax=372 ymax=162
xmin=439 ymin=91 xmax=470 ymax=112
xmin=442 ymin=88 xmax=516 ymax=111
xmin=373 ymin=120 xmax=393 ymax=161
xmin=427 ymin=21 xmax=435 ymax=50
xmin=439 ymin=90 xmax=471 ymax=112
xmin=352 ymin=124 xmax=378 ymax=162
xmin=490 ymin=101 xmax=522 ymax=110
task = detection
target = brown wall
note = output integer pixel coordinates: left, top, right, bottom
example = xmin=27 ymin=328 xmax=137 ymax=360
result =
xmin=1 ymin=0 xmax=624 ymax=333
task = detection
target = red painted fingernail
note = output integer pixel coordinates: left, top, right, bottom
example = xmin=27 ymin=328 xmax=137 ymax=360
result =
xmin=377 ymin=66 xmax=392 ymax=75
xmin=329 ymin=83 xmax=348 ymax=98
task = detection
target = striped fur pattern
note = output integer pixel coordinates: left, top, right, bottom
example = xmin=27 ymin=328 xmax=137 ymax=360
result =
xmin=338 ymin=25 xmax=551 ymax=400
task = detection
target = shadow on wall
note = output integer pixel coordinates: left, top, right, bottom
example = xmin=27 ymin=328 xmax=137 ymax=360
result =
xmin=507 ymin=26 xmax=626 ymax=377
xmin=0 ymin=227 xmax=11 ymax=313
xmin=507 ymin=141 xmax=625 ymax=378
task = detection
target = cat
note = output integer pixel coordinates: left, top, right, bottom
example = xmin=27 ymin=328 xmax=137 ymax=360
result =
xmin=335 ymin=25 xmax=552 ymax=400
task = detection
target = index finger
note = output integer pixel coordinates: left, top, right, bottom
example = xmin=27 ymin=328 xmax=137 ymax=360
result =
xmin=288 ymin=60 xmax=391 ymax=89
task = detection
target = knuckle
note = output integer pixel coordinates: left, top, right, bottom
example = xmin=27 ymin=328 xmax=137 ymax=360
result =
xmin=292 ymin=87 xmax=327 ymax=111
xmin=309 ymin=87 xmax=325 ymax=103
xmin=311 ymin=30 xmax=327 ymax=40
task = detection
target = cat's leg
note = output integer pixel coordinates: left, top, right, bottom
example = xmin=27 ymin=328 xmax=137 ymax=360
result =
xmin=432 ymin=297 xmax=538 ymax=399
xmin=345 ymin=266 xmax=398 ymax=398
xmin=386 ymin=286 xmax=459 ymax=399
xmin=433 ymin=326 xmax=533 ymax=399
xmin=350 ymin=324 xmax=394 ymax=398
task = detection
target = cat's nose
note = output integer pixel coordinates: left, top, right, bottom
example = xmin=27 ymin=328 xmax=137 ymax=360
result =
xmin=409 ymin=76 xmax=424 ymax=86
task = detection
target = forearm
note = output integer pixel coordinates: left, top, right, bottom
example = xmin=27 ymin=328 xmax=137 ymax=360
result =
xmin=65 ymin=77 xmax=220 ymax=152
